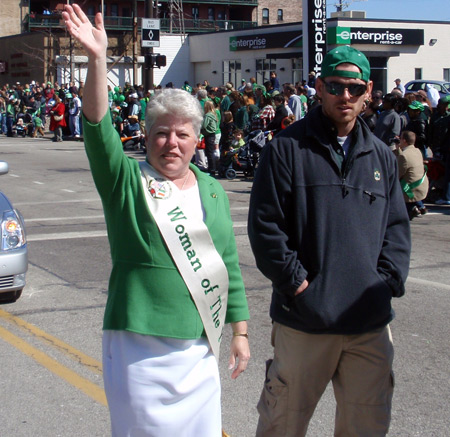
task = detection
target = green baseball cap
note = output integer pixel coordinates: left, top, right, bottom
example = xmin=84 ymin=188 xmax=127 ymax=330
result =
xmin=320 ymin=46 xmax=371 ymax=82
xmin=408 ymin=101 xmax=424 ymax=111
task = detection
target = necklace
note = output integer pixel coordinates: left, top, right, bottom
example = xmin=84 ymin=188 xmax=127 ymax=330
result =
xmin=180 ymin=170 xmax=191 ymax=191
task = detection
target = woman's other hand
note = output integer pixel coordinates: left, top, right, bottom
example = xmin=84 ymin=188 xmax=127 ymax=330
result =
xmin=228 ymin=321 xmax=250 ymax=379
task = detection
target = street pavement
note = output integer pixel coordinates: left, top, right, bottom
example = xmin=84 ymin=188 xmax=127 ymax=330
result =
xmin=0 ymin=134 xmax=449 ymax=436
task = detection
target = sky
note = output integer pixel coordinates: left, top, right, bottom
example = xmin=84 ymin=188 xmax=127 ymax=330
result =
xmin=326 ymin=0 xmax=450 ymax=22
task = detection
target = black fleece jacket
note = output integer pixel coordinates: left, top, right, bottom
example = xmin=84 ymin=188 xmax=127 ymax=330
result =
xmin=248 ymin=106 xmax=411 ymax=335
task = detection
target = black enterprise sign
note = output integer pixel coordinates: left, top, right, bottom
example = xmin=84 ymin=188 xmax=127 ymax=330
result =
xmin=229 ymin=31 xmax=302 ymax=51
xmin=330 ymin=27 xmax=424 ymax=46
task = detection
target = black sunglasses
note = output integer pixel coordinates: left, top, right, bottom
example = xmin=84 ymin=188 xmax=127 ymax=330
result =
xmin=323 ymin=81 xmax=367 ymax=97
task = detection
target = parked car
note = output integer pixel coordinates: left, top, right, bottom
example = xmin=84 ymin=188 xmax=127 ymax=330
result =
xmin=0 ymin=161 xmax=28 ymax=303
xmin=404 ymin=80 xmax=450 ymax=99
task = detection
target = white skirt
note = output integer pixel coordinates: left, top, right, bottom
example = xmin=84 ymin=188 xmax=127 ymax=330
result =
xmin=102 ymin=330 xmax=222 ymax=437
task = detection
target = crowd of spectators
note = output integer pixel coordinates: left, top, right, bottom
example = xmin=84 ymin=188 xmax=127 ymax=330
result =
xmin=0 ymin=80 xmax=82 ymax=141
xmin=361 ymin=79 xmax=450 ymax=210
xmin=1 ymin=72 xmax=448 ymax=204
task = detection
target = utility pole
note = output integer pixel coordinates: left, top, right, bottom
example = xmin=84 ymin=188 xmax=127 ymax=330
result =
xmin=144 ymin=0 xmax=154 ymax=91
xmin=133 ymin=0 xmax=138 ymax=84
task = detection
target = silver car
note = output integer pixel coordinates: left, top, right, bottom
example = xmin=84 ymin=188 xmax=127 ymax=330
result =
xmin=0 ymin=162 xmax=27 ymax=303
xmin=404 ymin=80 xmax=450 ymax=99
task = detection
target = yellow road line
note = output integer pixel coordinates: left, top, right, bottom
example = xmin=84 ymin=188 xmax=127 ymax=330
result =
xmin=0 ymin=324 xmax=107 ymax=406
xmin=0 ymin=308 xmax=103 ymax=375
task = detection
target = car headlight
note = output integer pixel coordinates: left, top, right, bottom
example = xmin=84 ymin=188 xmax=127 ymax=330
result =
xmin=1 ymin=210 xmax=26 ymax=250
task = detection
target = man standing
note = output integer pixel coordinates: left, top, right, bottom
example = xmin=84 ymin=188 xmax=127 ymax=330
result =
xmin=68 ymin=90 xmax=82 ymax=138
xmin=248 ymin=46 xmax=411 ymax=436
xmin=393 ymin=78 xmax=405 ymax=96
xmin=283 ymin=83 xmax=303 ymax=121
xmin=270 ymin=71 xmax=280 ymax=91
xmin=374 ymin=93 xmax=402 ymax=150
xmin=395 ymin=130 xmax=429 ymax=219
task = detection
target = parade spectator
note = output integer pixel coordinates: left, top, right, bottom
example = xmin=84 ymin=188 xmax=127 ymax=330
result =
xmin=429 ymin=97 xmax=450 ymax=156
xmin=267 ymin=94 xmax=289 ymax=133
xmin=395 ymin=130 xmax=429 ymax=218
xmin=49 ymin=94 xmax=66 ymax=142
xmin=219 ymin=87 xmax=232 ymax=112
xmin=44 ymin=81 xmax=55 ymax=101
xmin=426 ymin=84 xmax=440 ymax=109
xmin=197 ymin=88 xmax=208 ymax=110
xmin=202 ymin=100 xmax=219 ymax=176
xmin=32 ymin=112 xmax=45 ymax=138
xmin=405 ymin=100 xmax=428 ymax=157
xmin=251 ymin=93 xmax=275 ymax=131
xmin=393 ymin=78 xmax=405 ymax=96
xmin=111 ymin=107 xmax=124 ymax=136
xmin=371 ymin=90 xmax=384 ymax=114
xmin=68 ymin=90 xmax=82 ymax=137
xmin=6 ymin=97 xmax=17 ymax=137
xmin=361 ymin=99 xmax=379 ymax=132
xmin=374 ymin=93 xmax=402 ymax=149
xmin=231 ymin=128 xmax=245 ymax=149
xmin=283 ymin=83 xmax=302 ymax=121
xmin=270 ymin=71 xmax=280 ymax=91
xmin=242 ymin=83 xmax=255 ymax=106
xmin=219 ymin=110 xmax=235 ymax=150
xmin=0 ymin=96 xmax=6 ymax=134
xmin=228 ymin=90 xmax=243 ymax=119
xmin=415 ymin=90 xmax=432 ymax=121
xmin=307 ymin=71 xmax=316 ymax=88
xmin=264 ymin=80 xmax=274 ymax=96
xmin=296 ymin=85 xmax=308 ymax=118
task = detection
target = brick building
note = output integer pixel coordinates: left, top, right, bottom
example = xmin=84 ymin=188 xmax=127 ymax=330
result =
xmin=0 ymin=0 xmax=302 ymax=86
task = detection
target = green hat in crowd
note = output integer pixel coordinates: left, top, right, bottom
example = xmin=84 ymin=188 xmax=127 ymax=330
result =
xmin=408 ymin=100 xmax=424 ymax=111
xmin=320 ymin=46 xmax=371 ymax=82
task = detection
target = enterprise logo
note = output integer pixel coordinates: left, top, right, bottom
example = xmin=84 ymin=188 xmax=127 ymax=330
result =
xmin=336 ymin=28 xmax=405 ymax=45
xmin=230 ymin=36 xmax=267 ymax=51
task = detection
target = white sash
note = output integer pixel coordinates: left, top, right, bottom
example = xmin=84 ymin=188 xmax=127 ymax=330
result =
xmin=139 ymin=161 xmax=229 ymax=360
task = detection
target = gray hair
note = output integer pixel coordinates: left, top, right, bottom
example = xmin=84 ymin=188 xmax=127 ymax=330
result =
xmin=197 ymin=89 xmax=207 ymax=100
xmin=145 ymin=88 xmax=204 ymax=136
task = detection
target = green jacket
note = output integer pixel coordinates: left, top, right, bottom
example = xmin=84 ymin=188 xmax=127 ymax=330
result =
xmin=202 ymin=111 xmax=218 ymax=135
xmin=83 ymin=114 xmax=249 ymax=339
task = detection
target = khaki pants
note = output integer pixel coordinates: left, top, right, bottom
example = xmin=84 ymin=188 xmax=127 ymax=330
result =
xmin=256 ymin=322 xmax=394 ymax=437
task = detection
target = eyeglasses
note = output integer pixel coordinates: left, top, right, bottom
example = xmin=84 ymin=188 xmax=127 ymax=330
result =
xmin=323 ymin=81 xmax=367 ymax=97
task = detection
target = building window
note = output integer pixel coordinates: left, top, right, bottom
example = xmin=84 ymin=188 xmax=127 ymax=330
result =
xmin=262 ymin=8 xmax=269 ymax=25
xmin=192 ymin=6 xmax=199 ymax=27
xmin=277 ymin=9 xmax=283 ymax=22
xmin=256 ymin=58 xmax=276 ymax=84
xmin=444 ymin=68 xmax=450 ymax=81
xmin=415 ymin=68 xmax=422 ymax=80
xmin=223 ymin=60 xmax=242 ymax=87
xmin=292 ymin=58 xmax=303 ymax=85
xmin=111 ymin=4 xmax=118 ymax=17
xmin=208 ymin=7 xmax=215 ymax=20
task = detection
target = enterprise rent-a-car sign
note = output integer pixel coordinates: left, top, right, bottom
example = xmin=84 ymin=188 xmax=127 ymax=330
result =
xmin=229 ymin=31 xmax=302 ymax=51
xmin=329 ymin=27 xmax=424 ymax=46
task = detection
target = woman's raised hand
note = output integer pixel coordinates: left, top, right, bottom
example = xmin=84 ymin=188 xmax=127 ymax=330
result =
xmin=62 ymin=4 xmax=107 ymax=59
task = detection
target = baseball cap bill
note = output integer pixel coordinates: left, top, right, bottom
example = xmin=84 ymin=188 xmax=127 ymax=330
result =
xmin=320 ymin=46 xmax=371 ymax=83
